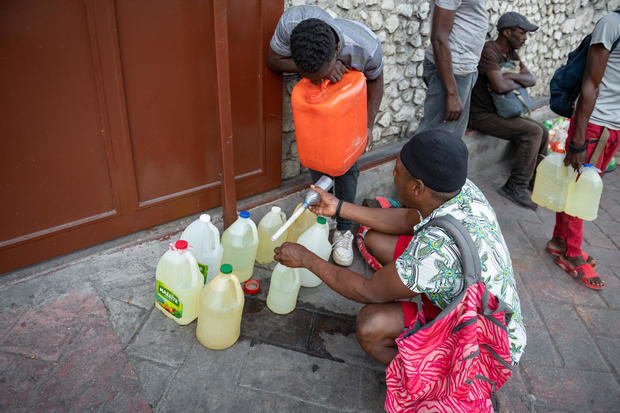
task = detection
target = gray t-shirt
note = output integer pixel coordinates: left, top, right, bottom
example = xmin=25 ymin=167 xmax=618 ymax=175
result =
xmin=589 ymin=11 xmax=620 ymax=130
xmin=425 ymin=0 xmax=488 ymax=75
xmin=269 ymin=5 xmax=383 ymax=80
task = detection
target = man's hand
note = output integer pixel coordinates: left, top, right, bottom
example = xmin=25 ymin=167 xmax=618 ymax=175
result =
xmin=327 ymin=60 xmax=349 ymax=83
xmin=274 ymin=242 xmax=313 ymax=268
xmin=564 ymin=149 xmax=587 ymax=171
xmin=307 ymin=185 xmax=339 ymax=217
xmin=444 ymin=93 xmax=463 ymax=122
xmin=365 ymin=127 xmax=373 ymax=152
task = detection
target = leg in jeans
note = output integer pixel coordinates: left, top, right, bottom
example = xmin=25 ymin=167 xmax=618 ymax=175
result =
xmin=416 ymin=59 xmax=478 ymax=139
xmin=469 ymin=112 xmax=548 ymax=190
xmin=310 ymin=162 xmax=359 ymax=231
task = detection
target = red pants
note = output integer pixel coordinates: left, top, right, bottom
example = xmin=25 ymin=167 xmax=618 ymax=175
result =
xmin=553 ymin=121 xmax=619 ymax=257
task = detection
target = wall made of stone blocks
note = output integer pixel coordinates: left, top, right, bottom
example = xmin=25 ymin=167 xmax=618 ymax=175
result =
xmin=280 ymin=0 xmax=617 ymax=179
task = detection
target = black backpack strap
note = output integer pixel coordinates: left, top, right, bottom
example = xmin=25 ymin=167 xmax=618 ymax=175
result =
xmin=417 ymin=215 xmax=481 ymax=286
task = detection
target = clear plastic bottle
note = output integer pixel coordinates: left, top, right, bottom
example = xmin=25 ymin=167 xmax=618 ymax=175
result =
xmin=286 ymin=203 xmax=318 ymax=243
xmin=155 ymin=240 xmax=203 ymax=325
xmin=221 ymin=211 xmax=258 ymax=282
xmin=266 ymin=263 xmax=301 ymax=315
xmin=196 ymin=264 xmax=244 ymax=350
xmin=296 ymin=216 xmax=331 ymax=287
xmin=256 ymin=206 xmax=287 ymax=264
xmin=180 ymin=214 xmax=223 ymax=284
xmin=532 ymin=152 xmax=571 ymax=212
xmin=564 ymin=164 xmax=603 ymax=221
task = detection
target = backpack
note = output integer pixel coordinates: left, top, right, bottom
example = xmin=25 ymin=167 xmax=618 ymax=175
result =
xmin=385 ymin=215 xmax=514 ymax=413
xmin=549 ymin=10 xmax=620 ymax=118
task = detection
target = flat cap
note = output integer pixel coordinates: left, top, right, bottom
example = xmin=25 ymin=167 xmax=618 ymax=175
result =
xmin=497 ymin=12 xmax=539 ymax=32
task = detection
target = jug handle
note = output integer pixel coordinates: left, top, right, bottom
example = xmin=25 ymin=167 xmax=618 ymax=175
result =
xmin=209 ymin=226 xmax=219 ymax=253
xmin=231 ymin=274 xmax=244 ymax=304
xmin=184 ymin=252 xmax=202 ymax=286
xmin=279 ymin=211 xmax=287 ymax=225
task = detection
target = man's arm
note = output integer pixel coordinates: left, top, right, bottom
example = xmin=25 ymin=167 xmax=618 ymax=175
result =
xmin=274 ymin=243 xmax=417 ymax=303
xmin=365 ymin=72 xmax=384 ymax=151
xmin=564 ymin=44 xmax=610 ymax=170
xmin=503 ymin=63 xmax=536 ymax=88
xmin=267 ymin=47 xmax=299 ymax=73
xmin=430 ymin=6 xmax=461 ymax=122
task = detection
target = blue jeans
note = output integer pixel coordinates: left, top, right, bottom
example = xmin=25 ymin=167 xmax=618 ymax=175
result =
xmin=417 ymin=58 xmax=478 ymax=139
xmin=309 ymin=162 xmax=359 ymax=231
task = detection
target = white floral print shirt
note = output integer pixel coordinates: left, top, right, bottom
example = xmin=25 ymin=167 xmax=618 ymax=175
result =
xmin=395 ymin=179 xmax=526 ymax=363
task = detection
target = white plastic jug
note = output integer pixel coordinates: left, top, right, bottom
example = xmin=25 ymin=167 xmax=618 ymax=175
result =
xmin=221 ymin=211 xmax=259 ymax=283
xmin=532 ymin=152 xmax=571 ymax=212
xmin=286 ymin=202 xmax=318 ymax=243
xmin=196 ymin=264 xmax=244 ymax=350
xmin=266 ymin=263 xmax=301 ymax=315
xmin=180 ymin=214 xmax=223 ymax=284
xmin=256 ymin=206 xmax=287 ymax=264
xmin=296 ymin=216 xmax=331 ymax=287
xmin=155 ymin=240 xmax=203 ymax=325
xmin=564 ymin=164 xmax=603 ymax=221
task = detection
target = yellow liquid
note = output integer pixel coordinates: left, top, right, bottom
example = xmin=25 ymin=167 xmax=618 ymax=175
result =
xmin=266 ymin=264 xmax=300 ymax=315
xmin=221 ymin=217 xmax=258 ymax=283
xmin=196 ymin=272 xmax=244 ymax=350
xmin=256 ymin=209 xmax=287 ymax=264
xmin=286 ymin=203 xmax=317 ymax=243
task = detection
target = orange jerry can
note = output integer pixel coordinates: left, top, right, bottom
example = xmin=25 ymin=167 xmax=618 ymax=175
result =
xmin=291 ymin=70 xmax=367 ymax=177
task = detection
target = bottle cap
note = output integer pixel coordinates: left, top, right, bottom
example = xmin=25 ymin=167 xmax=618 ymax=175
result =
xmin=317 ymin=216 xmax=327 ymax=225
xmin=240 ymin=211 xmax=250 ymax=219
xmin=175 ymin=240 xmax=188 ymax=250
xmin=220 ymin=264 xmax=232 ymax=274
xmin=584 ymin=163 xmax=593 ymax=168
xmin=199 ymin=214 xmax=211 ymax=223
xmin=271 ymin=206 xmax=281 ymax=213
xmin=243 ymin=279 xmax=260 ymax=294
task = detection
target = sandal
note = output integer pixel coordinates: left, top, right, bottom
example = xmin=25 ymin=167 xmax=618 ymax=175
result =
xmin=356 ymin=226 xmax=382 ymax=271
xmin=554 ymin=257 xmax=605 ymax=290
xmin=546 ymin=246 xmax=596 ymax=268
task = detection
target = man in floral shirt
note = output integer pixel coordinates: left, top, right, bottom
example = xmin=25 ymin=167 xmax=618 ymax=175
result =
xmin=274 ymin=129 xmax=526 ymax=366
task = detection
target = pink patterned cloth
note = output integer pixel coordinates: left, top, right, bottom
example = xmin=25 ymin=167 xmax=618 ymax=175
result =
xmin=385 ymin=280 xmax=513 ymax=412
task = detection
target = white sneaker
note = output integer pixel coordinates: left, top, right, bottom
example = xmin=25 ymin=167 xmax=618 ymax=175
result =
xmin=332 ymin=230 xmax=354 ymax=266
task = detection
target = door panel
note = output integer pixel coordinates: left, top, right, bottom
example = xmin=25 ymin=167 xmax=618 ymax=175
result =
xmin=0 ymin=0 xmax=283 ymax=273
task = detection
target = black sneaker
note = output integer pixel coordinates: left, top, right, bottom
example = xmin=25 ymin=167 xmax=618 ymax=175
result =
xmin=498 ymin=185 xmax=538 ymax=210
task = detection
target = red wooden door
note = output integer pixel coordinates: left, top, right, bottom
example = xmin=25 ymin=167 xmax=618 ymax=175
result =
xmin=0 ymin=0 xmax=283 ymax=273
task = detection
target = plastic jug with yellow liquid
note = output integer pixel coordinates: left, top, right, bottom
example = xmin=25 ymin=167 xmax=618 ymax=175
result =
xmin=256 ymin=206 xmax=287 ymax=264
xmin=155 ymin=240 xmax=203 ymax=325
xmin=196 ymin=264 xmax=244 ymax=350
xmin=286 ymin=203 xmax=318 ymax=243
xmin=564 ymin=164 xmax=603 ymax=221
xmin=266 ymin=263 xmax=301 ymax=315
xmin=292 ymin=70 xmax=367 ymax=176
xmin=532 ymin=152 xmax=571 ymax=212
xmin=221 ymin=211 xmax=258 ymax=283
xmin=296 ymin=216 xmax=331 ymax=287
xmin=180 ymin=214 xmax=223 ymax=284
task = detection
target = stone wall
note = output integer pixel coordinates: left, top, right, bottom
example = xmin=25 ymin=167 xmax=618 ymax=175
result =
xmin=280 ymin=0 xmax=618 ymax=179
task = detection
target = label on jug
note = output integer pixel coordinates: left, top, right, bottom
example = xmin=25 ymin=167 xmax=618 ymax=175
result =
xmin=156 ymin=280 xmax=183 ymax=318
xmin=197 ymin=262 xmax=208 ymax=284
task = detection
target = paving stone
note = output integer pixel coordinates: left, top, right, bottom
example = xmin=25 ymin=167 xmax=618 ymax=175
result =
xmin=297 ymin=282 xmax=364 ymax=317
xmin=537 ymin=302 xmax=609 ymax=371
xmin=521 ymin=362 xmax=620 ymax=412
xmin=229 ymin=386 xmax=342 ymax=413
xmin=0 ymin=351 xmax=53 ymax=411
xmin=519 ymin=326 xmax=563 ymax=367
xmin=241 ymin=296 xmax=313 ymax=353
xmin=593 ymin=336 xmax=620 ymax=375
xmin=126 ymin=309 xmax=196 ymax=367
xmin=307 ymin=313 xmax=384 ymax=371
xmin=575 ymin=306 xmax=620 ymax=338
xmin=359 ymin=367 xmax=387 ymax=413
xmin=1 ymin=289 xmax=104 ymax=361
xmin=30 ymin=312 xmax=149 ymax=412
xmin=522 ymin=273 xmax=607 ymax=307
xmin=0 ymin=306 xmax=26 ymax=342
xmin=514 ymin=273 xmax=544 ymax=328
xmin=585 ymin=245 xmax=620 ymax=272
xmin=103 ymin=296 xmax=149 ymax=348
xmin=599 ymin=268 xmax=620 ymax=309
xmin=93 ymin=260 xmax=155 ymax=310
xmin=158 ymin=340 xmax=251 ymax=412
xmin=493 ymin=367 xmax=530 ymax=413
xmin=502 ymin=220 xmax=550 ymax=275
xmin=239 ymin=343 xmax=362 ymax=410
xmin=582 ymin=221 xmax=613 ymax=249
xmin=128 ymin=355 xmax=177 ymax=409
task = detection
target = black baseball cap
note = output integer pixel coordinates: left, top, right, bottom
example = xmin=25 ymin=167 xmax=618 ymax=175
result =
xmin=497 ymin=12 xmax=539 ymax=32
xmin=399 ymin=129 xmax=468 ymax=193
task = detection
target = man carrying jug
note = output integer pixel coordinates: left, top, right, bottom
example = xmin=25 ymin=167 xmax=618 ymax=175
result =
xmin=274 ymin=129 xmax=525 ymax=410
xmin=546 ymin=10 xmax=620 ymax=290
xmin=267 ymin=5 xmax=384 ymax=268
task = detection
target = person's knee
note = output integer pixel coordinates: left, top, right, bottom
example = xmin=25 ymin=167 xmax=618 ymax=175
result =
xmin=356 ymin=304 xmax=392 ymax=346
